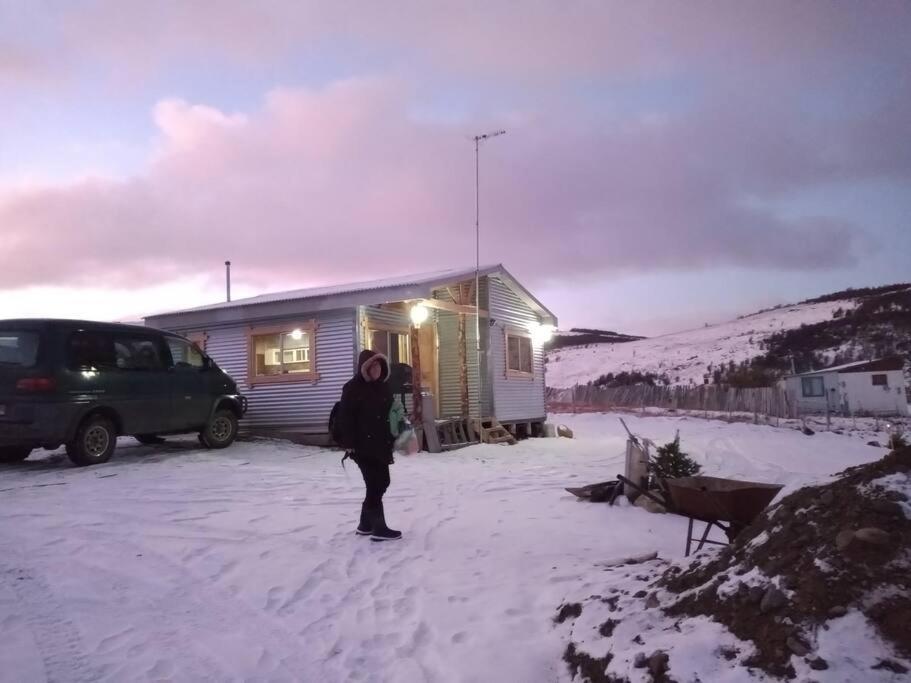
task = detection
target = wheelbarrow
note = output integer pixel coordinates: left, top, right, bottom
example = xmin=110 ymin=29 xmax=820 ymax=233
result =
xmin=616 ymin=474 xmax=783 ymax=556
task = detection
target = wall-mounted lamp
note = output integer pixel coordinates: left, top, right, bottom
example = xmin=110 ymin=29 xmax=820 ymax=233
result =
xmin=410 ymin=304 xmax=430 ymax=328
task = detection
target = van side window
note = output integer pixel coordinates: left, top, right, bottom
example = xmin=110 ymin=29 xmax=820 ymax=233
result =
xmin=166 ymin=338 xmax=205 ymax=369
xmin=67 ymin=331 xmax=117 ymax=370
xmin=114 ymin=337 xmax=165 ymax=371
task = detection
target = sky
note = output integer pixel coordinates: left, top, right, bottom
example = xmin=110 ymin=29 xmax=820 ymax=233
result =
xmin=1 ymin=1 xmax=910 ymax=336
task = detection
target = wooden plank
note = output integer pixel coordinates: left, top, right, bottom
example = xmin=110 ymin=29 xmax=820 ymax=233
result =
xmin=458 ymin=313 xmax=469 ymax=418
xmin=410 ymin=324 xmax=423 ymax=427
xmin=416 ymin=298 xmax=489 ymax=317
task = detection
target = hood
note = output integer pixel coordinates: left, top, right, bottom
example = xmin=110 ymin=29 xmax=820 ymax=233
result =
xmin=358 ymin=349 xmax=390 ymax=383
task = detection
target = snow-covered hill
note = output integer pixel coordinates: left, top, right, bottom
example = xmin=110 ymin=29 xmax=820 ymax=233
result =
xmin=546 ymin=300 xmax=853 ymax=388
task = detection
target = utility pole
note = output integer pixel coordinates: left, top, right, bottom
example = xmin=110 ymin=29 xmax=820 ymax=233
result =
xmin=472 ymin=130 xmax=505 ymax=419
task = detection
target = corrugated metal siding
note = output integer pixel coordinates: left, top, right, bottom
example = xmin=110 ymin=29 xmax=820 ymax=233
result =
xmin=433 ymin=280 xmax=490 ymax=418
xmin=169 ymin=309 xmax=356 ymax=433
xmin=489 ymin=276 xmax=546 ymax=421
xmin=361 ymin=306 xmax=411 ymax=345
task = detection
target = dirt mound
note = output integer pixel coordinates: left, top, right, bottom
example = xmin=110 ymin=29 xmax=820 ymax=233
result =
xmin=557 ymin=448 xmax=911 ymax=682
xmin=659 ymin=446 xmax=911 ymax=678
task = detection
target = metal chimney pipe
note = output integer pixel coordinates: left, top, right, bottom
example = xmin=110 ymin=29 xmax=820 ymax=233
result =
xmin=225 ymin=261 xmax=232 ymax=302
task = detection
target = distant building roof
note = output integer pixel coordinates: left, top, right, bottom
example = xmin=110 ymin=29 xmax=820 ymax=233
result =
xmin=789 ymin=357 xmax=905 ymax=377
xmin=144 ymin=264 xmax=557 ymax=325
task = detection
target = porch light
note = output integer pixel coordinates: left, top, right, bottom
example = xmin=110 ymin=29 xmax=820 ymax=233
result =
xmin=531 ymin=323 xmax=555 ymax=346
xmin=289 ymin=329 xmax=304 ymax=341
xmin=410 ymin=303 xmax=430 ymax=327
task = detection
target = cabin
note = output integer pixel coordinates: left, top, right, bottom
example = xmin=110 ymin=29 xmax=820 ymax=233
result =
xmin=144 ymin=264 xmax=558 ymax=449
xmin=781 ymin=358 xmax=909 ymax=416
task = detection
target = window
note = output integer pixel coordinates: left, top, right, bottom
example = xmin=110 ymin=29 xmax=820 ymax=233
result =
xmin=506 ymin=331 xmax=533 ymax=377
xmin=0 ymin=330 xmax=40 ymax=368
xmin=167 ymin=338 xmax=206 ymax=369
xmin=113 ymin=336 xmax=165 ymax=371
xmin=248 ymin=322 xmax=318 ymax=384
xmin=801 ymin=376 xmax=825 ymax=397
xmin=872 ymin=374 xmax=888 ymax=387
xmin=367 ymin=329 xmax=411 ymax=365
xmin=67 ymin=331 xmax=117 ymax=370
xmin=184 ymin=332 xmax=207 ymax=351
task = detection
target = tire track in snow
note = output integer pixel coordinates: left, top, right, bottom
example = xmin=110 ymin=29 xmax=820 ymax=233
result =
xmin=0 ymin=552 xmax=101 ymax=683
xmin=68 ymin=529 xmax=318 ymax=680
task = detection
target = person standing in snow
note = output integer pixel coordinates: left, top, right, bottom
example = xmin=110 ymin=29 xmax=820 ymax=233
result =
xmin=335 ymin=349 xmax=402 ymax=541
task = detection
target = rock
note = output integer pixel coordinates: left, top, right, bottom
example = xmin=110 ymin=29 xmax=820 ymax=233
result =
xmin=808 ymin=656 xmax=829 ymax=671
xmin=645 ymin=593 xmax=660 ymax=609
xmin=760 ymin=586 xmax=788 ymax=614
xmin=871 ymin=500 xmax=903 ymax=517
xmin=836 ymin=529 xmax=856 ymax=551
xmin=734 ymin=565 xmax=751 ymax=576
xmin=854 ymin=527 xmax=890 ymax=545
xmin=557 ymin=425 xmax=574 ymax=439
xmin=802 ymin=426 xmax=815 ymax=436
xmin=634 ymin=652 xmax=648 ymax=668
xmin=748 ymin=586 xmax=765 ymax=604
xmin=820 ymin=490 xmax=835 ymax=506
xmin=786 ymin=635 xmax=810 ymax=657
xmin=647 ymin=651 xmax=669 ymax=677
xmin=781 ymin=576 xmax=798 ymax=591
xmin=868 ymin=601 xmax=889 ymax=619
xmin=828 ymin=605 xmax=848 ymax=618
xmin=633 ymin=590 xmax=648 ymax=599
xmin=873 ymin=659 xmax=909 ymax=674
xmin=868 ymin=441 xmax=882 ymax=447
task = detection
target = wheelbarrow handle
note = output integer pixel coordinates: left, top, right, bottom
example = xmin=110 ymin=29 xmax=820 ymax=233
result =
xmin=616 ymin=474 xmax=672 ymax=511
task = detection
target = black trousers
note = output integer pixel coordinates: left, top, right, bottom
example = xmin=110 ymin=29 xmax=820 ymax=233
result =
xmin=356 ymin=458 xmax=390 ymax=509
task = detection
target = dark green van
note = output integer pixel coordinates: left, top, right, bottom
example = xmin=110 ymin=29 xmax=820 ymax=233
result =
xmin=0 ymin=319 xmax=247 ymax=466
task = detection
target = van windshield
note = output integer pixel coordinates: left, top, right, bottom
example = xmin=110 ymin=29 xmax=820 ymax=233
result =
xmin=0 ymin=330 xmax=41 ymax=368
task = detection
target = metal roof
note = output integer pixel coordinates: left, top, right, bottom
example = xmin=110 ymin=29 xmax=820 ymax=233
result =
xmin=144 ymin=264 xmax=557 ymax=324
xmin=787 ymin=357 xmax=905 ymax=376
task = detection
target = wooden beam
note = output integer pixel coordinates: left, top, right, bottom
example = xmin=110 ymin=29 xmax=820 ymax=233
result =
xmin=459 ymin=313 xmax=469 ymax=418
xmin=411 ymin=298 xmax=488 ymax=317
xmin=410 ymin=325 xmax=423 ymax=428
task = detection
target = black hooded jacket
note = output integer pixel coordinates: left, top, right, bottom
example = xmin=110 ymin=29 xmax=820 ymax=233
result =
xmin=336 ymin=350 xmax=395 ymax=464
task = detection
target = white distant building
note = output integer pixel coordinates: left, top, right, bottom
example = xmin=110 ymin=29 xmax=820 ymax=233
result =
xmin=781 ymin=358 xmax=909 ymax=416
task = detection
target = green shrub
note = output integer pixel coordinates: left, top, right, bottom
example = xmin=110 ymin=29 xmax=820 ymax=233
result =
xmin=651 ymin=432 xmax=702 ymax=480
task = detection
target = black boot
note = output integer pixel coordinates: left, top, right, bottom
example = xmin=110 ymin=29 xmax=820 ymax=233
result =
xmin=370 ymin=502 xmax=402 ymax=542
xmin=356 ymin=502 xmax=372 ymax=536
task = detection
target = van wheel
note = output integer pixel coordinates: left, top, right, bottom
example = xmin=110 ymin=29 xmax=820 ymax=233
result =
xmin=135 ymin=434 xmax=166 ymax=445
xmin=67 ymin=415 xmax=117 ymax=466
xmin=200 ymin=410 xmax=238 ymax=449
xmin=0 ymin=446 xmax=31 ymax=463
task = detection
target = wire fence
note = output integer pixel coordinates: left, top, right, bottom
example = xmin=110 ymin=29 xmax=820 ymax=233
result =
xmin=546 ymin=383 xmax=798 ymax=420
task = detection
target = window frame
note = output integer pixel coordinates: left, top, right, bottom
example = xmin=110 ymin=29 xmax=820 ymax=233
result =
xmin=365 ymin=323 xmax=412 ymax=366
xmin=801 ymin=376 xmax=825 ymax=398
xmin=871 ymin=373 xmax=889 ymax=387
xmin=247 ymin=321 xmax=319 ymax=386
xmin=504 ymin=327 xmax=534 ymax=380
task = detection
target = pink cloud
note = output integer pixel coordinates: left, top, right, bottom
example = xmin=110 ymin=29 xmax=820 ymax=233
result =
xmin=2 ymin=73 xmax=906 ymax=295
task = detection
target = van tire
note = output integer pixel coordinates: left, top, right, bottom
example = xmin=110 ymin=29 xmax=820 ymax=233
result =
xmin=200 ymin=410 xmax=238 ymax=449
xmin=0 ymin=446 xmax=31 ymax=463
xmin=67 ymin=415 xmax=117 ymax=466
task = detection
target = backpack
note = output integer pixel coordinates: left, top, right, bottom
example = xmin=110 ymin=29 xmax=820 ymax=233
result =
xmin=329 ymin=401 xmax=345 ymax=446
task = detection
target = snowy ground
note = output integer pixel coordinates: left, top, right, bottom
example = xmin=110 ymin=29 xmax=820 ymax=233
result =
xmin=0 ymin=413 xmax=892 ymax=682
